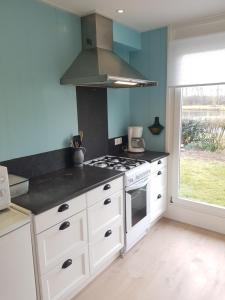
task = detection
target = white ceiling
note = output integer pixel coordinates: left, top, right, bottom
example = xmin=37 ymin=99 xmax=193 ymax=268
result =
xmin=42 ymin=0 xmax=225 ymax=32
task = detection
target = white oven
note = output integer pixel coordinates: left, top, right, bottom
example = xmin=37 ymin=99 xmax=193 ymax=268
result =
xmin=125 ymin=172 xmax=151 ymax=251
xmin=85 ymin=155 xmax=152 ymax=252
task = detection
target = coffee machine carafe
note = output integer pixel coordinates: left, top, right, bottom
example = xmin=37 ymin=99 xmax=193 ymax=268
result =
xmin=128 ymin=126 xmax=145 ymax=153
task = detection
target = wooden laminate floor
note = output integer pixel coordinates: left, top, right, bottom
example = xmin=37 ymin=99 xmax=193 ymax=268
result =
xmin=72 ymin=218 xmax=225 ymax=300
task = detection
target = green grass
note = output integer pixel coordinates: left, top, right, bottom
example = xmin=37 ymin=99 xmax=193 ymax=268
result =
xmin=180 ymin=158 xmax=225 ymax=207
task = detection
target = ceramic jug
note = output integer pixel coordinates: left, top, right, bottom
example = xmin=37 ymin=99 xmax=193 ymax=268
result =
xmin=73 ymin=147 xmax=86 ymax=167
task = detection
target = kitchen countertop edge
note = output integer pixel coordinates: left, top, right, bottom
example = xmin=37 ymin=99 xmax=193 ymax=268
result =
xmin=12 ymin=167 xmax=124 ymax=216
xmin=118 ymin=150 xmax=169 ymax=163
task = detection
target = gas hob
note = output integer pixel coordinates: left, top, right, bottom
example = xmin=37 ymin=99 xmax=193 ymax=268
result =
xmin=85 ymin=155 xmax=151 ymax=186
xmin=85 ymin=155 xmax=145 ymax=172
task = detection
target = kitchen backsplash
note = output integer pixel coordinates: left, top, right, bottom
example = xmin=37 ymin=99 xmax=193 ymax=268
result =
xmin=0 ymin=148 xmax=75 ymax=179
xmin=1 ymin=134 xmax=129 ymax=178
xmin=76 ymin=87 xmax=108 ymax=161
xmin=108 ymin=135 xmax=128 ymax=155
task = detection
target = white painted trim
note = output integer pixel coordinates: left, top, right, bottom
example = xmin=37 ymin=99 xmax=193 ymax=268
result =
xmin=169 ymin=82 xmax=225 ymax=89
xmin=165 ymin=85 xmax=225 ymax=234
xmin=170 ymin=13 xmax=225 ymax=40
xmin=175 ymin=197 xmax=225 ymax=218
xmin=165 ymin=203 xmax=225 ymax=235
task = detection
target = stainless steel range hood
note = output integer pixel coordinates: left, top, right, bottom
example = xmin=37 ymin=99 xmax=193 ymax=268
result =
xmin=60 ymin=14 xmax=157 ymax=88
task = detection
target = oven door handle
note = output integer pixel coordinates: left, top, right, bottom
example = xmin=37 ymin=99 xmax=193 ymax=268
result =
xmin=126 ymin=177 xmax=150 ymax=192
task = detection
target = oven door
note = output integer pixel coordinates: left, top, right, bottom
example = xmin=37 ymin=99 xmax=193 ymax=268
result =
xmin=125 ymin=177 xmax=150 ymax=233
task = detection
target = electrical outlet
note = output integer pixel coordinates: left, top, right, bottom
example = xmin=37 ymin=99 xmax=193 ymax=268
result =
xmin=114 ymin=137 xmax=122 ymax=145
xmin=117 ymin=137 xmax=122 ymax=145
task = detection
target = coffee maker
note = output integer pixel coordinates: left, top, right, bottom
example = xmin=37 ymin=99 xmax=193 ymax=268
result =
xmin=128 ymin=126 xmax=145 ymax=153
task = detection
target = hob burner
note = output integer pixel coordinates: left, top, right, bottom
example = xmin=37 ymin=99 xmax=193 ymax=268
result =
xmin=85 ymin=155 xmax=146 ymax=172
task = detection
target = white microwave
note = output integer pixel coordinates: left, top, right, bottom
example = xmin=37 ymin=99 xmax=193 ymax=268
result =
xmin=0 ymin=166 xmax=11 ymax=210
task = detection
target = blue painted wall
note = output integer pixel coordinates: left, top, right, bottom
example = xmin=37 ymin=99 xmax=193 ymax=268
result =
xmin=113 ymin=22 xmax=141 ymax=51
xmin=130 ymin=28 xmax=167 ymax=151
xmin=0 ymin=1 xmax=167 ymax=161
xmin=0 ymin=0 xmax=81 ymax=161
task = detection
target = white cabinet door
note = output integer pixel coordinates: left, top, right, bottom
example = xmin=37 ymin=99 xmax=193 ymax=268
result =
xmin=86 ymin=177 xmax=123 ymax=207
xmin=89 ymin=218 xmax=124 ymax=274
xmin=88 ymin=191 xmax=123 ymax=240
xmin=34 ymin=194 xmax=86 ymax=234
xmin=40 ymin=246 xmax=89 ymax=300
xmin=37 ymin=210 xmax=88 ymax=274
xmin=150 ymin=187 xmax=167 ymax=222
xmin=150 ymin=161 xmax=168 ymax=223
xmin=0 ymin=223 xmax=36 ymax=300
xmin=150 ymin=157 xmax=168 ymax=173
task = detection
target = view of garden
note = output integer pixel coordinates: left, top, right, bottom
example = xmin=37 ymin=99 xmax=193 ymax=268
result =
xmin=179 ymin=85 xmax=225 ymax=207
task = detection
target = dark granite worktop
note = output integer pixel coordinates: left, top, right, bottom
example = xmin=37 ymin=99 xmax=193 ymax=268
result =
xmin=11 ymin=151 xmax=168 ymax=215
xmin=119 ymin=150 xmax=169 ymax=163
xmin=12 ymin=165 xmax=123 ymax=215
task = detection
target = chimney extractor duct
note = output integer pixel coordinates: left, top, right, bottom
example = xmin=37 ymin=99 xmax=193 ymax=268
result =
xmin=60 ymin=13 xmax=158 ymax=88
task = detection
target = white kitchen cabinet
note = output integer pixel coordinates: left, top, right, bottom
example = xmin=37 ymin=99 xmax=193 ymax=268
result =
xmin=34 ymin=194 xmax=89 ymax=300
xmin=86 ymin=177 xmax=123 ymax=207
xmin=150 ymin=158 xmax=168 ymax=223
xmin=87 ymin=179 xmax=124 ymax=275
xmin=0 ymin=221 xmax=36 ymax=300
xmin=40 ymin=246 xmax=89 ymax=300
xmin=150 ymin=157 xmax=167 ymax=173
xmin=87 ymin=190 xmax=123 ymax=240
xmin=36 ymin=210 xmax=88 ymax=274
xmin=89 ymin=218 xmax=124 ymax=274
xmin=34 ymin=194 xmax=86 ymax=234
xmin=35 ymin=177 xmax=124 ymax=300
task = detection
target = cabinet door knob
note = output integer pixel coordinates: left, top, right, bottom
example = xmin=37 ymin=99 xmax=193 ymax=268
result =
xmin=157 ymin=171 xmax=162 ymax=175
xmin=158 ymin=160 xmax=162 ymax=165
xmin=103 ymin=184 xmax=111 ymax=191
xmin=104 ymin=198 xmax=111 ymax=205
xmin=104 ymin=229 xmax=112 ymax=238
xmin=58 ymin=203 xmax=69 ymax=212
xmin=157 ymin=194 xmax=162 ymax=199
xmin=62 ymin=259 xmax=72 ymax=269
xmin=59 ymin=221 xmax=70 ymax=230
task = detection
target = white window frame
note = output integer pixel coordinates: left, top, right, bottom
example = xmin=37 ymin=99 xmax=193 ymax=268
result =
xmin=166 ymin=85 xmax=225 ymax=219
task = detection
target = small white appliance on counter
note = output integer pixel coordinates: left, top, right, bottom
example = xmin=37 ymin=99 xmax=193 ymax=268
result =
xmin=0 ymin=166 xmax=11 ymax=210
xmin=9 ymin=174 xmax=29 ymax=198
xmin=128 ymin=126 xmax=145 ymax=153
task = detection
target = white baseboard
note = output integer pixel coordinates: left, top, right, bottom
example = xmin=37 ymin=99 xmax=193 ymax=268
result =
xmin=165 ymin=203 xmax=225 ymax=235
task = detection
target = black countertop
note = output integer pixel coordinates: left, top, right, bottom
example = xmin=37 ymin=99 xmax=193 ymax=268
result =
xmin=119 ymin=150 xmax=169 ymax=163
xmin=11 ymin=151 xmax=168 ymax=215
xmin=12 ymin=165 xmax=123 ymax=215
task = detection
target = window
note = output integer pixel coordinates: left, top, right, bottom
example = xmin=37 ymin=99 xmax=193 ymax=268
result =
xmin=167 ymin=16 xmax=225 ymax=216
xmin=179 ymin=85 xmax=225 ymax=207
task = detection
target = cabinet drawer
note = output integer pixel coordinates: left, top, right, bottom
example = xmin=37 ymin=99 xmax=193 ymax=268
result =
xmin=87 ymin=177 xmax=123 ymax=207
xmin=34 ymin=194 xmax=86 ymax=234
xmin=88 ymin=191 xmax=123 ymax=240
xmin=151 ymin=167 xmax=167 ymax=191
xmin=40 ymin=246 xmax=89 ymax=300
xmin=150 ymin=157 xmax=167 ymax=173
xmin=150 ymin=188 xmax=167 ymax=222
xmin=89 ymin=218 xmax=124 ymax=274
xmin=37 ymin=210 xmax=88 ymax=274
